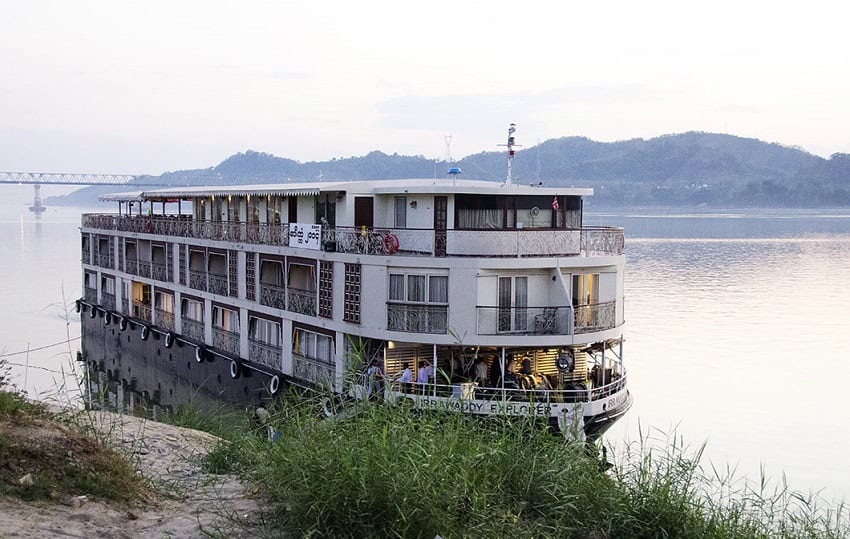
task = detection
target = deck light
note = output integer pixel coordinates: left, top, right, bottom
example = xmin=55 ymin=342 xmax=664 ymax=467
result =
xmin=388 ymin=341 xmax=396 ymax=349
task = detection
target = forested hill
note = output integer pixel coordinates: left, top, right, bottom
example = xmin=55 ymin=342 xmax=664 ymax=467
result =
xmin=55 ymin=132 xmax=850 ymax=207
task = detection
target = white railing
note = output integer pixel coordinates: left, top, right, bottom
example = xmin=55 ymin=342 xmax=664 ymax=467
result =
xmin=293 ymin=353 xmax=335 ymax=387
xmin=213 ymin=327 xmax=240 ymax=356
xmin=82 ymin=214 xmax=625 ymax=258
xmin=387 ymin=303 xmax=448 ymax=334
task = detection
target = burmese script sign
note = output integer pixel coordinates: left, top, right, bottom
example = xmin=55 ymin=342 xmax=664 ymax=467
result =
xmin=289 ymin=223 xmax=322 ymax=250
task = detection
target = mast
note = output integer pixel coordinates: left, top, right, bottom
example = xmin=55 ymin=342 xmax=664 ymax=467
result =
xmin=499 ymin=123 xmax=521 ymax=187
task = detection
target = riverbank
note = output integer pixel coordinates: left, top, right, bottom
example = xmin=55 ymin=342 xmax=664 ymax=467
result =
xmin=0 ymin=391 xmax=260 ymax=538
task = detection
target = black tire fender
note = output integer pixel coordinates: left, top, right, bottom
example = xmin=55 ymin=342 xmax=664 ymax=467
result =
xmin=229 ymin=359 xmax=241 ymax=380
xmin=164 ymin=332 xmax=175 ymax=349
xmin=140 ymin=325 xmax=150 ymax=341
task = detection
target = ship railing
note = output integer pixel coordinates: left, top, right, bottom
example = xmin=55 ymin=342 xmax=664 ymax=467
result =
xmin=476 ymin=301 xmax=617 ymax=335
xmin=292 ymin=353 xmax=336 ymax=387
xmin=132 ymin=300 xmax=152 ymax=322
xmin=212 ymin=327 xmax=240 ymax=356
xmin=82 ymin=249 xmax=91 ymax=264
xmin=126 ymin=259 xmax=138 ymax=275
xmin=248 ymin=338 xmax=282 ymax=370
xmin=181 ymin=317 xmax=205 ymax=342
xmin=287 ymin=287 xmax=316 ymax=316
xmin=155 ymin=309 xmax=174 ymax=331
xmin=137 ymin=260 xmax=151 ymax=279
xmin=81 ymin=214 xmax=624 ymax=257
xmin=387 ymin=373 xmax=628 ymax=404
xmin=96 ymin=253 xmax=112 ymax=268
xmin=84 ymin=286 xmax=97 ymax=303
xmin=387 ymin=303 xmax=448 ymax=334
xmin=188 ymin=269 xmax=207 ymax=291
xmin=150 ymin=262 xmax=168 ymax=282
xmin=259 ymin=283 xmax=287 ymax=310
xmin=101 ymin=292 xmax=116 ymax=311
xmin=208 ymin=272 xmax=229 ymax=296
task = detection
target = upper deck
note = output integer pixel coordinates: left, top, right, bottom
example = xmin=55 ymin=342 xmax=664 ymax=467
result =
xmin=83 ymin=179 xmax=624 ymax=259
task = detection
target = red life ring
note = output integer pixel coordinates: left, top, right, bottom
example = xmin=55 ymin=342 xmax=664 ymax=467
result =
xmin=383 ymin=233 xmax=400 ymax=254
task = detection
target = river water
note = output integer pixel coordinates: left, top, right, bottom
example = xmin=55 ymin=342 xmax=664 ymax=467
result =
xmin=2 ymin=184 xmax=848 ymax=500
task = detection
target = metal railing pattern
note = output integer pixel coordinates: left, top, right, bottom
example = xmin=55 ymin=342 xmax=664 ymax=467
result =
xmin=188 ymin=269 xmax=206 ymax=291
xmin=574 ymin=301 xmax=616 ymax=334
xmin=208 ymin=273 xmax=228 ymax=296
xmin=155 ymin=309 xmax=174 ymax=330
xmin=387 ymin=303 xmax=449 ymax=334
xmin=477 ymin=301 xmax=617 ymax=335
xmin=82 ymin=214 xmax=624 ymax=258
xmin=181 ymin=318 xmax=205 ymax=342
xmin=213 ymin=327 xmax=240 ymax=356
xmin=97 ymin=253 xmax=112 ymax=268
xmin=101 ymin=292 xmax=116 ymax=311
xmin=293 ymin=353 xmax=335 ymax=386
xmin=287 ymin=288 xmax=316 ymax=316
xmin=126 ymin=259 xmax=138 ymax=275
xmin=151 ymin=262 xmax=168 ymax=282
xmin=84 ymin=287 xmax=97 ymax=303
xmin=260 ymin=283 xmax=286 ymax=309
xmin=132 ymin=301 xmax=152 ymax=322
xmin=249 ymin=339 xmax=282 ymax=370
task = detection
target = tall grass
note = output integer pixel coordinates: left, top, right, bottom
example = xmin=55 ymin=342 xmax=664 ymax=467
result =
xmin=203 ymin=397 xmax=848 ymax=538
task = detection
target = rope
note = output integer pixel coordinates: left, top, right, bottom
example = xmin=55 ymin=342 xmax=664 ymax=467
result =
xmin=0 ymin=337 xmax=81 ymax=358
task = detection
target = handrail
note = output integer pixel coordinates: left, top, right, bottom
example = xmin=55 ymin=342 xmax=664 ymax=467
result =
xmin=477 ymin=301 xmax=617 ymax=335
xmin=81 ymin=214 xmax=624 ymax=257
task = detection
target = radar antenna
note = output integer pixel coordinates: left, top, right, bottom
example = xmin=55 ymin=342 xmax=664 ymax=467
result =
xmin=499 ymin=123 xmax=522 ymax=187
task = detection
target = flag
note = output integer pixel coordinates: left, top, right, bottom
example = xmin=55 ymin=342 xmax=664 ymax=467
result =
xmin=552 ymin=197 xmax=560 ymax=210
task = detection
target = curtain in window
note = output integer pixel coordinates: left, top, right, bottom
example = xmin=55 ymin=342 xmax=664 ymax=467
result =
xmin=317 ymin=335 xmax=332 ymax=362
xmin=389 ymin=274 xmax=405 ymax=301
xmin=429 ymin=275 xmax=448 ymax=303
xmin=457 ymin=209 xmax=504 ymax=229
xmin=394 ymin=197 xmax=407 ymax=228
xmin=516 ymin=208 xmax=553 ymax=228
xmin=514 ymin=277 xmax=528 ymax=330
xmin=407 ymin=275 xmax=426 ymax=302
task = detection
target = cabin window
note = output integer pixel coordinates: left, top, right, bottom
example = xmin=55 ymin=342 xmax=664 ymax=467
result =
xmin=249 ymin=316 xmax=281 ymax=346
xmin=388 ymin=273 xmax=449 ymax=305
xmin=455 ymin=194 xmax=581 ymax=230
xmin=394 ymin=197 xmax=407 ymax=228
xmin=260 ymin=259 xmax=284 ymax=287
xmin=498 ymin=276 xmax=528 ymax=332
xmin=101 ymin=275 xmax=116 ymax=295
xmin=572 ymin=273 xmax=599 ymax=306
xmin=181 ymin=298 xmax=203 ymax=321
xmin=292 ymin=328 xmax=334 ymax=362
xmin=212 ymin=305 xmax=238 ymax=332
xmin=155 ymin=291 xmax=174 ymax=313
xmin=288 ymin=263 xmax=315 ymax=291
xmin=315 ymin=193 xmax=336 ymax=226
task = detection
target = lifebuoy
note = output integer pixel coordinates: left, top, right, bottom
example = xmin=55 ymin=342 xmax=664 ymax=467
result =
xmin=195 ymin=346 xmax=206 ymax=363
xmin=164 ymin=332 xmax=175 ymax=349
xmin=145 ymin=220 xmax=153 ymax=233
xmin=140 ymin=325 xmax=150 ymax=341
xmin=119 ymin=317 xmax=128 ymax=331
xmin=75 ymin=300 xmax=81 ymax=313
xmin=269 ymin=375 xmax=280 ymax=396
xmin=103 ymin=311 xmax=112 ymax=326
xmin=383 ymin=233 xmax=400 ymax=254
xmin=89 ymin=306 xmax=98 ymax=319
xmin=229 ymin=360 xmax=241 ymax=380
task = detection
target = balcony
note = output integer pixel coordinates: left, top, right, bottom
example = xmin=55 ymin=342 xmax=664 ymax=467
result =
xmin=132 ymin=300 xmax=152 ymax=322
xmin=126 ymin=259 xmax=138 ymax=275
xmin=84 ymin=286 xmax=97 ymax=303
xmin=387 ymin=303 xmax=448 ymax=334
xmin=292 ymin=353 xmax=335 ymax=387
xmin=102 ymin=292 xmax=116 ymax=311
xmin=287 ymin=288 xmax=316 ymax=317
xmin=82 ymin=214 xmax=624 ymax=258
xmin=260 ymin=283 xmax=286 ymax=310
xmin=82 ymin=249 xmax=91 ymax=265
xmin=188 ymin=269 xmax=206 ymax=291
xmin=182 ymin=318 xmax=205 ymax=342
xmin=97 ymin=253 xmax=112 ymax=268
xmin=151 ymin=262 xmax=168 ymax=282
xmin=477 ymin=302 xmax=617 ymax=336
xmin=137 ymin=260 xmax=151 ymax=279
xmin=213 ymin=327 xmax=240 ymax=356
xmin=155 ymin=309 xmax=174 ymax=331
xmin=208 ymin=273 xmax=228 ymax=296
xmin=249 ymin=339 xmax=282 ymax=370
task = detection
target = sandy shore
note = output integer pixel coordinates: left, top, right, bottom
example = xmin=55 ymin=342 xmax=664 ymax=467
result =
xmin=0 ymin=410 xmax=263 ymax=538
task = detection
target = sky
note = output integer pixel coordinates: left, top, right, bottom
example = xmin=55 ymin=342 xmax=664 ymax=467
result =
xmin=2 ymin=0 xmax=850 ymax=175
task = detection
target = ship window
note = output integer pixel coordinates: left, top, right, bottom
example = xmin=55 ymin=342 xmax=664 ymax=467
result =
xmin=389 ymin=274 xmax=405 ymax=301
xmin=101 ymin=275 xmax=115 ymax=295
xmin=155 ymin=291 xmax=174 ymax=313
xmin=388 ymin=272 xmax=449 ymax=305
xmin=249 ymin=316 xmax=281 ymax=346
xmin=428 ymin=276 xmax=448 ymax=303
xmin=181 ymin=298 xmax=203 ymax=321
xmin=315 ymin=193 xmax=336 ymax=227
xmin=288 ymin=263 xmax=315 ymax=291
xmin=260 ymin=259 xmax=284 ymax=286
xmin=212 ymin=305 xmax=238 ymax=332
xmin=292 ymin=328 xmax=334 ymax=363
xmin=394 ymin=197 xmax=407 ymax=228
xmin=407 ymin=275 xmax=426 ymax=302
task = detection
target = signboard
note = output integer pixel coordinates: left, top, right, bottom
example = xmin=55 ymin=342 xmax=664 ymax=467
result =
xmin=289 ymin=222 xmax=322 ymax=251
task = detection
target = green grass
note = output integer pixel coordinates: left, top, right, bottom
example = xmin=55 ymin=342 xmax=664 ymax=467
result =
xmin=195 ymin=397 xmax=848 ymax=538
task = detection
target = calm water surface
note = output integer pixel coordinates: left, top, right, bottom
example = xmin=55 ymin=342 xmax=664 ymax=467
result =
xmin=2 ymin=187 xmax=848 ymax=499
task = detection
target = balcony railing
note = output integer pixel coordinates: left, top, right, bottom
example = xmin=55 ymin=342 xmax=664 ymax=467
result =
xmin=126 ymin=259 xmax=138 ymax=275
xmin=208 ymin=273 xmax=228 ymax=296
xmin=82 ymin=214 xmax=624 ymax=258
xmin=292 ymin=353 xmax=335 ymax=387
xmin=188 ymin=269 xmax=206 ymax=291
xmin=82 ymin=249 xmax=91 ymax=265
xmin=387 ymin=303 xmax=448 ymax=334
xmin=155 ymin=309 xmax=174 ymax=330
xmin=102 ymin=292 xmax=116 ymax=311
xmin=213 ymin=327 xmax=240 ymax=356
xmin=96 ymin=253 xmax=112 ymax=268
xmin=249 ymin=339 xmax=282 ymax=370
xmin=137 ymin=260 xmax=151 ymax=278
xmin=84 ymin=286 xmax=97 ymax=303
xmin=260 ymin=283 xmax=286 ymax=310
xmin=287 ymin=288 xmax=316 ymax=317
xmin=182 ymin=317 xmax=205 ymax=342
xmin=151 ymin=262 xmax=168 ymax=282
xmin=477 ymin=301 xmax=617 ymax=336
xmin=132 ymin=301 xmax=152 ymax=322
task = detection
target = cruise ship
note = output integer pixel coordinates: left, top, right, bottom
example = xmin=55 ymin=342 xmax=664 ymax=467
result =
xmin=78 ymin=173 xmax=631 ymax=436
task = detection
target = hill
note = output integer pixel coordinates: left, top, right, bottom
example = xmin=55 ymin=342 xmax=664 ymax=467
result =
xmin=52 ymin=132 xmax=850 ymax=207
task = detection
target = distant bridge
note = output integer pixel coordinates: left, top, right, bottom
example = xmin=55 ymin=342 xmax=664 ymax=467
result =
xmin=0 ymin=171 xmax=170 ymax=187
